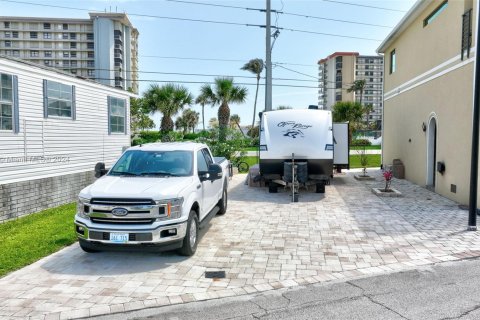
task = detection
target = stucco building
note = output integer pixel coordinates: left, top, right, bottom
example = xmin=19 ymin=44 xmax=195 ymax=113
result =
xmin=377 ymin=0 xmax=476 ymax=204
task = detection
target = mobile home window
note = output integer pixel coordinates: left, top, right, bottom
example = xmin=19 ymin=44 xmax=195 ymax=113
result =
xmin=44 ymin=80 xmax=74 ymax=118
xmin=108 ymin=97 xmax=126 ymax=134
xmin=0 ymin=74 xmax=13 ymax=131
xmin=390 ymin=49 xmax=396 ymax=74
xmin=424 ymin=1 xmax=448 ymax=27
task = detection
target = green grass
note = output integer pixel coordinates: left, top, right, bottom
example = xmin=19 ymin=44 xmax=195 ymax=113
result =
xmin=241 ymin=147 xmax=259 ymax=152
xmin=350 ymin=145 xmax=381 ymax=150
xmin=0 ymin=203 xmax=77 ymax=277
xmin=239 ymin=155 xmax=380 ymax=169
xmin=243 ymin=156 xmax=259 ymax=167
xmin=349 ymin=154 xmax=381 ymax=168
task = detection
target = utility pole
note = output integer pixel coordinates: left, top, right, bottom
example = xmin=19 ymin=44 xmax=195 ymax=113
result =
xmin=265 ymin=0 xmax=272 ymax=111
xmin=468 ymin=0 xmax=480 ymax=231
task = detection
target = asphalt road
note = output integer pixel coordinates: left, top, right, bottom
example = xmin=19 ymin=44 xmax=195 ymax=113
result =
xmin=90 ymin=257 xmax=480 ymax=320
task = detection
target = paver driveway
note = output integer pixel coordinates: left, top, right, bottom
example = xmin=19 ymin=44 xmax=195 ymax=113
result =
xmin=1 ymin=170 xmax=480 ymax=319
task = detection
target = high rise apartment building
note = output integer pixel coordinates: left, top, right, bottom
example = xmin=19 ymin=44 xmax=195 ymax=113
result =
xmin=0 ymin=13 xmax=139 ymax=93
xmin=318 ymin=52 xmax=383 ymax=127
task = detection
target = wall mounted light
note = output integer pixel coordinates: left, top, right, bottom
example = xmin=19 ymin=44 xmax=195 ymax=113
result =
xmin=422 ymin=122 xmax=427 ymax=132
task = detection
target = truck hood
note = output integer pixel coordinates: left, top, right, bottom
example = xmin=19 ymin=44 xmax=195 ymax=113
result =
xmin=80 ymin=176 xmax=195 ymax=200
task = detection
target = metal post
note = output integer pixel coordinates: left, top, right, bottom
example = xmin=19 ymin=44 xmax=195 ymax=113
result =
xmin=265 ymin=0 xmax=272 ymax=111
xmin=468 ymin=0 xmax=480 ymax=231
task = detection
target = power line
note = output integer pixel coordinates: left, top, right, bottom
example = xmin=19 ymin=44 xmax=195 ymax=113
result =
xmin=280 ymin=11 xmax=392 ymax=28
xmin=274 ymin=64 xmax=318 ymax=79
xmin=321 ymin=0 xmax=407 ymax=13
xmin=93 ymin=68 xmax=319 ymax=83
xmin=140 ymin=55 xmax=315 ymax=67
xmin=165 ymin=0 xmax=393 ymax=28
xmin=94 ymin=77 xmax=325 ymax=89
xmin=0 ymin=0 xmax=384 ymax=41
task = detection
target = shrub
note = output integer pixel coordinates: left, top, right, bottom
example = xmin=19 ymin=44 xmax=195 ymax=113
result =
xmin=196 ymin=128 xmax=248 ymax=159
xmin=183 ymin=132 xmax=200 ymax=140
xmin=352 ymin=138 xmax=371 ymax=146
xmin=161 ymin=131 xmax=184 ymax=142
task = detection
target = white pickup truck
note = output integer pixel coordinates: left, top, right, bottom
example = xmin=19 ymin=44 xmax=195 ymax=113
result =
xmin=74 ymin=142 xmax=230 ymax=256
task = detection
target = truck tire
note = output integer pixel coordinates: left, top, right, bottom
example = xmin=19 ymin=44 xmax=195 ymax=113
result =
xmin=79 ymin=239 xmax=99 ymax=253
xmin=216 ymin=186 xmax=228 ymax=215
xmin=179 ymin=211 xmax=199 ymax=256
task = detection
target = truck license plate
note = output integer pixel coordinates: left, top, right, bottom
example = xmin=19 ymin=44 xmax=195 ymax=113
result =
xmin=110 ymin=233 xmax=128 ymax=243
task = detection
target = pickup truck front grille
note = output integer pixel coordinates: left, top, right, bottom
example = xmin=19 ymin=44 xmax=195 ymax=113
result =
xmin=89 ymin=231 xmax=153 ymax=241
xmin=90 ymin=198 xmax=156 ymax=206
xmin=90 ymin=217 xmax=156 ymax=224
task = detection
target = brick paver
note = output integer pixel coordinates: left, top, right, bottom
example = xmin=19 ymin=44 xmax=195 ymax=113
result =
xmin=1 ymin=170 xmax=480 ymax=319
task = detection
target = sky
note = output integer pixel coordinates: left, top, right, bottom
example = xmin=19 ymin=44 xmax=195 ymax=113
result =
xmin=1 ymin=0 xmax=417 ymax=129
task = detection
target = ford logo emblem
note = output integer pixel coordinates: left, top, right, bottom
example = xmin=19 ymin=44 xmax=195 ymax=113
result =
xmin=112 ymin=208 xmax=128 ymax=216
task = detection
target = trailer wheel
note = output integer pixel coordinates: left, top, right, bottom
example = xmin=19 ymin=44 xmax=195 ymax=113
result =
xmin=316 ymin=182 xmax=325 ymax=194
xmin=268 ymin=182 xmax=278 ymax=193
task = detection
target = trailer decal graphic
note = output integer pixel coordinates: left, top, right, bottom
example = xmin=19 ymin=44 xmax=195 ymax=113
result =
xmin=277 ymin=121 xmax=312 ymax=139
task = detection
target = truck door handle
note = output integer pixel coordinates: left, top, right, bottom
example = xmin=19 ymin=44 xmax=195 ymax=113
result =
xmin=197 ymin=184 xmax=201 ymax=189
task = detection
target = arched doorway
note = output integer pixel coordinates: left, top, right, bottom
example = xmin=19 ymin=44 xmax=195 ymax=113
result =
xmin=426 ymin=117 xmax=437 ymax=187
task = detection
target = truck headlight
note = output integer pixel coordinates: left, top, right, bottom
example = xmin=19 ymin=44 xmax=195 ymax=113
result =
xmin=77 ymin=197 xmax=91 ymax=219
xmin=155 ymin=197 xmax=183 ymax=220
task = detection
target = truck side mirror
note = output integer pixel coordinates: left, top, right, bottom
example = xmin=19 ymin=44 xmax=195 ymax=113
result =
xmin=208 ymin=163 xmax=223 ymax=181
xmin=94 ymin=162 xmax=108 ymax=178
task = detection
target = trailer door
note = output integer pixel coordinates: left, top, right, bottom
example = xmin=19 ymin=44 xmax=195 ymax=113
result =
xmin=333 ymin=122 xmax=349 ymax=168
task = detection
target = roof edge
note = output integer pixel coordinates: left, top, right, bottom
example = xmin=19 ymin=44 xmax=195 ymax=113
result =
xmin=377 ymin=0 xmax=433 ymax=53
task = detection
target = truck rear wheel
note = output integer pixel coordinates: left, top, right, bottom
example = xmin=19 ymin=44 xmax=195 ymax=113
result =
xmin=216 ymin=187 xmax=228 ymax=215
xmin=179 ymin=211 xmax=199 ymax=256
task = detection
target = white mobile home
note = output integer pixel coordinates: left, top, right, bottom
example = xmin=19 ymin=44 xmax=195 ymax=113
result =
xmin=0 ymin=56 xmax=133 ymax=221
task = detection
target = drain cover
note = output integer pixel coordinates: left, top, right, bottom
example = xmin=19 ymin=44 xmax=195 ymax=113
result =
xmin=205 ymin=271 xmax=226 ymax=279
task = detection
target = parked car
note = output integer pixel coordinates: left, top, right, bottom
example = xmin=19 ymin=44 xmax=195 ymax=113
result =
xmin=74 ymin=142 xmax=230 ymax=256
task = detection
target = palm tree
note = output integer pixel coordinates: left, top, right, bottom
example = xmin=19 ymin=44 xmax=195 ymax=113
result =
xmin=175 ymin=115 xmax=188 ymax=134
xmin=184 ymin=109 xmax=200 ymax=133
xmin=209 ymin=117 xmax=218 ymax=129
xmin=229 ymin=114 xmax=241 ymax=129
xmin=241 ymin=58 xmax=264 ymax=131
xmin=199 ymin=77 xmax=248 ymax=140
xmin=195 ymin=92 xmax=211 ymax=131
xmin=347 ymin=80 xmax=366 ymax=106
xmin=144 ymin=83 xmax=194 ymax=133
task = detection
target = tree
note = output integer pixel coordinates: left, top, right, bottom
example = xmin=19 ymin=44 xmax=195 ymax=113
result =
xmin=143 ymin=83 xmax=193 ymax=133
xmin=347 ymin=80 xmax=366 ymax=106
xmin=332 ymin=101 xmax=364 ymax=144
xmin=241 ymin=58 xmax=264 ymax=131
xmin=176 ymin=109 xmax=200 ymax=133
xmin=276 ymin=105 xmax=292 ymax=110
xmin=195 ymin=92 xmax=211 ymax=131
xmin=230 ymin=114 xmax=246 ymax=137
xmin=199 ymin=77 xmax=248 ymax=140
xmin=175 ymin=115 xmax=188 ymax=134
xmin=229 ymin=114 xmax=241 ymax=129
xmin=130 ymin=97 xmax=155 ymax=133
xmin=184 ymin=109 xmax=200 ymax=133
xmin=209 ymin=117 xmax=219 ymax=129
xmin=363 ymin=103 xmax=374 ymax=129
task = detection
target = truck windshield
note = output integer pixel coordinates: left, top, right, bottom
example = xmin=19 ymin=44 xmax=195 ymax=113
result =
xmin=109 ymin=150 xmax=193 ymax=177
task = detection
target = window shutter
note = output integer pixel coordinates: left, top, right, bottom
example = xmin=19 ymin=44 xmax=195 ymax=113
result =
xmin=107 ymin=96 xmax=111 ymax=135
xmin=13 ymin=75 xmax=19 ymax=134
xmin=71 ymin=85 xmax=76 ymax=120
xmin=124 ymin=98 xmax=127 ymax=135
xmin=43 ymin=79 xmax=48 ymax=118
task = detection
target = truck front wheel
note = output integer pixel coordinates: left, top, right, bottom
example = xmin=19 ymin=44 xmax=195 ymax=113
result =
xmin=179 ymin=211 xmax=199 ymax=256
xmin=216 ymin=187 xmax=228 ymax=215
xmin=79 ymin=239 xmax=99 ymax=253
